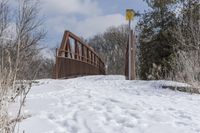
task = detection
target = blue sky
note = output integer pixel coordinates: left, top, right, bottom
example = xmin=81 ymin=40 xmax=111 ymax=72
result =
xmin=39 ymin=0 xmax=148 ymax=48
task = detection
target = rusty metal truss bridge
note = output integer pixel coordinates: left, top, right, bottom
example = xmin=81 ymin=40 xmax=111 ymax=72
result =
xmin=53 ymin=31 xmax=106 ymax=79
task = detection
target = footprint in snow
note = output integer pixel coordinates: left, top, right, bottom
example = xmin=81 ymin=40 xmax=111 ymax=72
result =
xmin=175 ymin=121 xmax=189 ymax=127
xmin=115 ymin=116 xmax=138 ymax=128
xmin=48 ymin=113 xmax=56 ymax=120
xmin=175 ymin=111 xmax=192 ymax=120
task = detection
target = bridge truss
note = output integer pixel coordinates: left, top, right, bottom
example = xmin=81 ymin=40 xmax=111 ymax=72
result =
xmin=53 ymin=31 xmax=105 ymax=79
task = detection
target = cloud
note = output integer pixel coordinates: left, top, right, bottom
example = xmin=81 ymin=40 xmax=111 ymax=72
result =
xmin=75 ymin=14 xmax=127 ymax=38
xmin=40 ymin=0 xmax=133 ymax=47
xmin=45 ymin=13 xmax=127 ymax=45
xmin=42 ymin=0 xmax=101 ymax=16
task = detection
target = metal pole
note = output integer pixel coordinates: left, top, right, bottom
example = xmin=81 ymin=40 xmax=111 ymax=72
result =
xmin=128 ymin=20 xmax=131 ymax=80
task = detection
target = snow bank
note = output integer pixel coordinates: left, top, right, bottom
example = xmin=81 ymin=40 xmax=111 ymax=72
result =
xmin=16 ymin=75 xmax=200 ymax=133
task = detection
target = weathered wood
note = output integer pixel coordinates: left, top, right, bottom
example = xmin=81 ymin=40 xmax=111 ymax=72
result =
xmin=125 ymin=30 xmax=136 ymax=80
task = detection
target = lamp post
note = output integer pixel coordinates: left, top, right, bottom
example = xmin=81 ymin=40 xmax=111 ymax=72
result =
xmin=126 ymin=9 xmax=135 ymax=80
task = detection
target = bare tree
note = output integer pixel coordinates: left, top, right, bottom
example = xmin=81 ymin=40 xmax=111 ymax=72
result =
xmin=0 ymin=0 xmax=45 ymax=132
xmin=0 ymin=0 xmax=9 ymax=72
xmin=170 ymin=0 xmax=200 ymax=87
xmin=89 ymin=25 xmax=129 ymax=74
xmin=14 ymin=0 xmax=45 ymax=80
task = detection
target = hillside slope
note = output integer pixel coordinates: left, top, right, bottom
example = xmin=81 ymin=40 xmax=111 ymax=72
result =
xmin=16 ymin=76 xmax=200 ymax=133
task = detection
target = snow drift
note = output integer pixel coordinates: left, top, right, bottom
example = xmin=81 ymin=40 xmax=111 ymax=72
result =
xmin=15 ymin=75 xmax=200 ymax=133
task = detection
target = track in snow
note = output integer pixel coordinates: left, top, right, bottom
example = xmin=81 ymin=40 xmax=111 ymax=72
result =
xmin=17 ymin=75 xmax=200 ymax=133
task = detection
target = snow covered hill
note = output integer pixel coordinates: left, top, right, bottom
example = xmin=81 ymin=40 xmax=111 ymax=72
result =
xmin=17 ymin=75 xmax=200 ymax=133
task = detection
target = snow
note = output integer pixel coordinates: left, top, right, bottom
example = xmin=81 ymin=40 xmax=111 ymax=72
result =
xmin=16 ymin=75 xmax=200 ymax=133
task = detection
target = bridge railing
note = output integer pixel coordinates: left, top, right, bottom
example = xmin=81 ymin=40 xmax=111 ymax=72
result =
xmin=53 ymin=31 xmax=105 ymax=79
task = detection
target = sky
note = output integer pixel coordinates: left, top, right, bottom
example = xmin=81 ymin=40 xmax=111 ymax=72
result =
xmin=39 ymin=0 xmax=149 ymax=48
